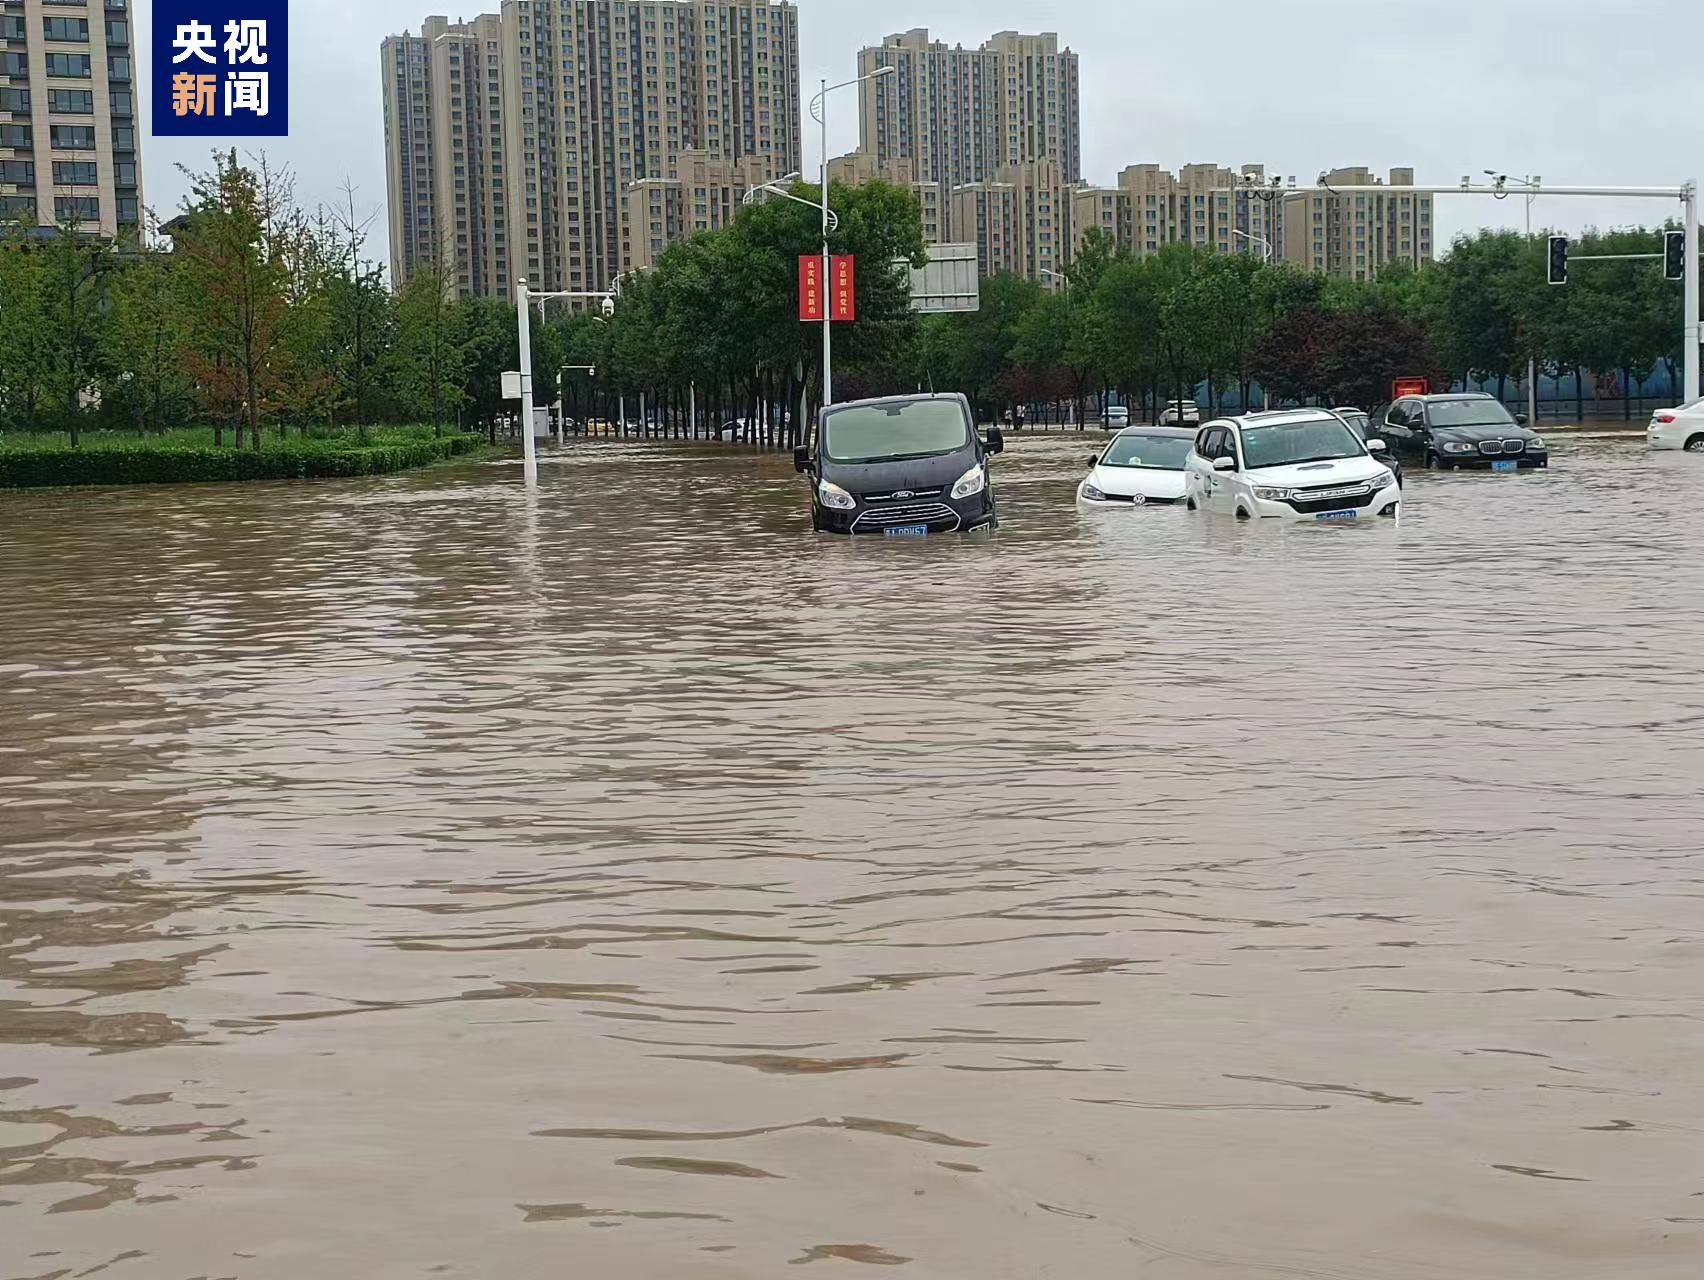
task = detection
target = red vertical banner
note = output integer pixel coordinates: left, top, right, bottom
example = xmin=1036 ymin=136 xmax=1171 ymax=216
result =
xmin=798 ymin=255 xmax=823 ymax=321
xmin=831 ymin=254 xmax=856 ymax=322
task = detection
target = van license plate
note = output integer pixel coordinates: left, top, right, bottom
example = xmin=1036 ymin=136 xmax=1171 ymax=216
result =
xmin=1492 ymin=460 xmax=1519 ymax=472
xmin=884 ymin=524 xmax=928 ymax=537
xmin=1315 ymin=510 xmax=1358 ymax=521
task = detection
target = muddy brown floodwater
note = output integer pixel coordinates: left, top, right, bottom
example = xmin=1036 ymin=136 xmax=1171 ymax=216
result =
xmin=2 ymin=435 xmax=1702 ymax=1279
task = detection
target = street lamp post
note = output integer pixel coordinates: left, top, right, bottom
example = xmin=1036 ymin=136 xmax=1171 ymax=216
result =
xmin=1488 ymin=172 xmax=1542 ymax=425
xmin=808 ymin=64 xmax=894 ymax=409
xmin=514 ymin=279 xmax=615 ymax=484
xmin=1230 ymin=228 xmax=1273 ymax=262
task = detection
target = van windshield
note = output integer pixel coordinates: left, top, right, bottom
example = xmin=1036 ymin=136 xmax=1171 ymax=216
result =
xmin=823 ymin=400 xmax=971 ymax=464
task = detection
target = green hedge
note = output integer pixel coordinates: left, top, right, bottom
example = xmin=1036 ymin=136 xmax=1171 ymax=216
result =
xmin=0 ymin=435 xmax=491 ymax=489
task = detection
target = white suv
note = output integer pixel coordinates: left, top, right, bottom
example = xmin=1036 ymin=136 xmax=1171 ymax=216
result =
xmin=1183 ymin=410 xmax=1402 ymax=521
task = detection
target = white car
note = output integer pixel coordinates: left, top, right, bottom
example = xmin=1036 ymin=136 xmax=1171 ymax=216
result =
xmin=1159 ymin=399 xmax=1202 ymax=427
xmin=1079 ymin=427 xmax=1195 ymax=507
xmin=1183 ymin=410 xmax=1402 ymax=522
xmin=1648 ymin=399 xmax=1704 ymax=451
xmin=1101 ymin=405 xmax=1130 ymax=430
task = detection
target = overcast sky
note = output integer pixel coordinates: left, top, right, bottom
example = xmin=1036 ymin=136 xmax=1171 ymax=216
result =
xmin=137 ymin=0 xmax=1704 ymax=266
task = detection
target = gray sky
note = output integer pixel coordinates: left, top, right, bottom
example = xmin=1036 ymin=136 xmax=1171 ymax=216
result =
xmin=137 ymin=0 xmax=1704 ymax=265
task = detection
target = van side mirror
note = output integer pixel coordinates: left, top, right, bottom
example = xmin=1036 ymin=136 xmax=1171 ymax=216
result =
xmin=793 ymin=446 xmax=810 ymax=474
xmin=1211 ymin=456 xmax=1236 ymax=472
xmin=1364 ymin=438 xmax=1387 ymax=453
xmin=984 ymin=428 xmax=1005 ymax=455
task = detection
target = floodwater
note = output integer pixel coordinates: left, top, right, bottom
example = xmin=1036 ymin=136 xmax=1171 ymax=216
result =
xmin=2 ymin=436 xmax=1702 ymax=1279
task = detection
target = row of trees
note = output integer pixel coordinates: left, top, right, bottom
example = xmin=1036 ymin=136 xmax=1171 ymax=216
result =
xmin=0 ymin=151 xmax=530 ymax=446
xmin=913 ymin=225 xmax=1692 ymax=426
xmin=1 ymin=151 xmax=1692 ymax=446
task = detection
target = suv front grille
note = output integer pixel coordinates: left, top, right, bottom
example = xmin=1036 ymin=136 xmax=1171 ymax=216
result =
xmin=1287 ymin=486 xmax=1378 ymax=514
xmin=853 ymin=502 xmax=960 ymax=531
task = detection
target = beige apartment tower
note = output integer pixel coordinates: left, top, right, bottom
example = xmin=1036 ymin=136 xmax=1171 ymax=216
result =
xmin=0 ymin=0 xmax=142 ymax=240
xmin=1281 ymin=167 xmax=1434 ymax=279
xmin=382 ymin=15 xmax=512 ymax=298
xmin=847 ymin=27 xmax=1079 ymax=242
xmin=382 ymin=1 xmax=802 ymax=298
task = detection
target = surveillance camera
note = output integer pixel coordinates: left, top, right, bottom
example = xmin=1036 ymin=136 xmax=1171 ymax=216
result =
xmin=600 ymin=296 xmax=615 ymax=318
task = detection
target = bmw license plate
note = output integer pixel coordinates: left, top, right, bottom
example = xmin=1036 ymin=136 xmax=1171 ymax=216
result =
xmin=1492 ymin=460 xmax=1519 ymax=472
xmin=1315 ymin=510 xmax=1358 ymax=521
xmin=883 ymin=524 xmax=929 ymax=537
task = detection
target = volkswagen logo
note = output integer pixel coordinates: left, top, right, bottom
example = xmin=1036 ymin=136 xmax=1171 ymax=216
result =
xmin=892 ymin=489 xmax=915 ymax=500
xmin=1132 ymin=493 xmax=1147 ymax=506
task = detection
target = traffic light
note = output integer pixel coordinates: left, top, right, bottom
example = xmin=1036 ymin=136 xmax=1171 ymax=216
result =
xmin=1547 ymin=235 xmax=1569 ymax=286
xmin=1664 ymin=229 xmax=1686 ymax=282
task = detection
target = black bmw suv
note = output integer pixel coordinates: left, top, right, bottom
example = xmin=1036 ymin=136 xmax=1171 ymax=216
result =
xmin=1374 ymin=394 xmax=1548 ymax=470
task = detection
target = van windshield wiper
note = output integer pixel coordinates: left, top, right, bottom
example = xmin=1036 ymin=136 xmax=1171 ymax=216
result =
xmin=850 ymin=449 xmax=954 ymax=464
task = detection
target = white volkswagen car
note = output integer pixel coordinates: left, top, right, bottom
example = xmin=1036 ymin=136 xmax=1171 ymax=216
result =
xmin=1079 ymin=427 xmax=1194 ymax=507
xmin=1183 ymin=410 xmax=1402 ymax=521
xmin=1647 ymin=400 xmax=1704 ymax=451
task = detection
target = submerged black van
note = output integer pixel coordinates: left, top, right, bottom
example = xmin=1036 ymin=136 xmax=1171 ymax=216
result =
xmin=794 ymin=392 xmax=1004 ymax=535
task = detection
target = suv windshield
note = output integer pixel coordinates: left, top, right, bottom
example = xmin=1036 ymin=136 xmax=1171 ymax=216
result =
xmin=1240 ymin=418 xmax=1366 ymax=469
xmin=1427 ymin=399 xmax=1517 ymax=428
xmin=823 ymin=399 xmax=971 ymax=463
xmin=1102 ymin=433 xmax=1192 ymax=470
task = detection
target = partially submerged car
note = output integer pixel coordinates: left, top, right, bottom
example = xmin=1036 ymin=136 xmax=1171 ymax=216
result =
xmin=796 ymin=393 xmax=1003 ymax=535
xmin=1079 ymin=427 xmax=1194 ymax=507
xmin=1183 ymin=410 xmax=1401 ymax=521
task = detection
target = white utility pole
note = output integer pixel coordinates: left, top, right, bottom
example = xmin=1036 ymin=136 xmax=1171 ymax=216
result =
xmin=1487 ymin=173 xmax=1542 ymax=423
xmin=1686 ymin=182 xmax=1700 ymax=405
xmin=808 ymin=64 xmax=894 ymax=409
xmin=512 ymin=279 xmax=617 ymax=484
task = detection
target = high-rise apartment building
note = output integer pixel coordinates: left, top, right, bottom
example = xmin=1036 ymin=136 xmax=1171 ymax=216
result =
xmin=382 ymin=15 xmax=512 ymax=297
xmin=952 ymin=159 xmax=1069 ymax=281
xmin=501 ymin=0 xmax=800 ymax=294
xmin=382 ymin=1 xmax=801 ymax=298
xmin=843 ymin=27 xmax=1078 ymax=242
xmin=1077 ymin=163 xmax=1284 ymax=262
xmin=0 ymin=0 xmax=142 ymax=240
xmin=1281 ymin=167 xmax=1433 ymax=280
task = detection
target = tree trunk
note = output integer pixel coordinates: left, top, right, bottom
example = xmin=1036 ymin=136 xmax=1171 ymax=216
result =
xmin=1574 ymin=366 xmax=1584 ymax=421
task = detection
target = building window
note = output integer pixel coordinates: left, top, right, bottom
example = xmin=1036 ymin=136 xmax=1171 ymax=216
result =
xmin=54 ymin=161 xmax=99 ymax=185
xmin=45 ymin=53 xmax=94 ymax=78
xmin=43 ymin=16 xmax=91 ymax=41
xmin=55 ymin=195 xmax=99 ymax=221
xmin=51 ymin=125 xmax=98 ymax=149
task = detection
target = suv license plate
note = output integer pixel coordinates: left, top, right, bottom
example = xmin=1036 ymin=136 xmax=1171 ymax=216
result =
xmin=1492 ymin=459 xmax=1519 ymax=472
xmin=884 ymin=524 xmax=929 ymax=537
xmin=1316 ymin=510 xmax=1358 ymax=521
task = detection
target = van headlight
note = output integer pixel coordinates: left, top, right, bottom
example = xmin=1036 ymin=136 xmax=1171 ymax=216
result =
xmin=1253 ymin=486 xmax=1294 ymax=501
xmin=950 ymin=464 xmax=987 ymax=500
xmin=816 ymin=479 xmax=856 ymax=511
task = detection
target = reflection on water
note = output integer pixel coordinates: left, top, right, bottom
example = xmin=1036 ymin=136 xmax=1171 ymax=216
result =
xmin=2 ymin=438 xmax=1703 ymax=1277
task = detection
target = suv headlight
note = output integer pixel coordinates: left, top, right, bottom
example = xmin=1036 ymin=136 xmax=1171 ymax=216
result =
xmin=950 ymin=464 xmax=987 ymax=500
xmin=1441 ymin=441 xmax=1479 ymax=454
xmin=1253 ymin=486 xmax=1294 ymax=501
xmin=1081 ymin=482 xmax=1106 ymax=501
xmin=1526 ymin=437 xmax=1546 ymax=451
xmin=816 ymin=479 xmax=856 ymax=511
xmin=1367 ymin=469 xmax=1394 ymax=490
